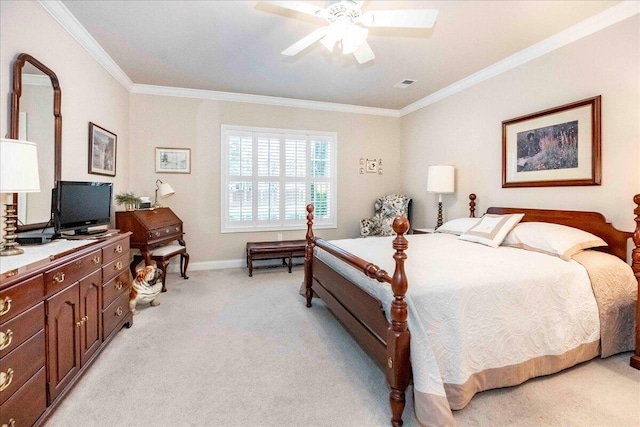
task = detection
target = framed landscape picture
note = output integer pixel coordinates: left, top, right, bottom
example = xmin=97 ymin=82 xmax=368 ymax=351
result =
xmin=502 ymin=96 xmax=601 ymax=188
xmin=88 ymin=122 xmax=117 ymax=177
xmin=155 ymin=147 xmax=191 ymax=173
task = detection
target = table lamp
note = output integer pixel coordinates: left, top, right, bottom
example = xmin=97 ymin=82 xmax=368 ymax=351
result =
xmin=0 ymin=138 xmax=40 ymax=256
xmin=427 ymin=165 xmax=455 ymax=229
xmin=154 ymin=179 xmax=175 ymax=208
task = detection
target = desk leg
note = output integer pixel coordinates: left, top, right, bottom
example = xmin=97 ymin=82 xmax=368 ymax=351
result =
xmin=143 ymin=250 xmax=152 ymax=266
xmin=248 ymin=252 xmax=253 ymax=277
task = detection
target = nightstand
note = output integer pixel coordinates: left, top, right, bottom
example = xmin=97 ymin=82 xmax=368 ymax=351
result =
xmin=412 ymin=228 xmax=435 ymax=234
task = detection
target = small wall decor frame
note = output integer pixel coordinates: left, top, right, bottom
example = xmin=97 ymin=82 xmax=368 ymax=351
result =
xmin=155 ymin=147 xmax=191 ymax=173
xmin=502 ymin=95 xmax=601 ymax=188
xmin=366 ymin=158 xmax=378 ymax=173
xmin=88 ymin=122 xmax=117 ymax=177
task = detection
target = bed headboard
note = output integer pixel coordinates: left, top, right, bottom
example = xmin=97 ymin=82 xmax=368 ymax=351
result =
xmin=486 ymin=205 xmax=632 ymax=261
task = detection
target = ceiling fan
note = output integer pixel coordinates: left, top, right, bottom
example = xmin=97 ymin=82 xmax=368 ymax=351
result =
xmin=262 ymin=1 xmax=438 ymax=64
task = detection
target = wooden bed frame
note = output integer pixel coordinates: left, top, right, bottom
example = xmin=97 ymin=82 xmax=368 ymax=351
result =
xmin=303 ymin=193 xmax=640 ymax=427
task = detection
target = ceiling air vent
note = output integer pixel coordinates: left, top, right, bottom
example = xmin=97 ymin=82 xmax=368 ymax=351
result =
xmin=393 ymin=79 xmax=416 ymax=89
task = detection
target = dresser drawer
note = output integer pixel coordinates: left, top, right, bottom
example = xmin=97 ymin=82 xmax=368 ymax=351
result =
xmin=103 ymin=291 xmax=129 ymax=339
xmin=103 ymin=269 xmax=130 ymax=309
xmin=45 ymin=249 xmax=102 ymax=295
xmin=0 ymin=275 xmax=43 ymax=325
xmin=102 ymin=253 xmax=129 ymax=283
xmin=0 ymin=329 xmax=45 ymax=405
xmin=0 ymin=366 xmax=46 ymax=427
xmin=0 ymin=303 xmax=44 ymax=358
xmin=102 ymin=237 xmax=130 ymax=264
xmin=148 ymin=223 xmax=182 ymax=242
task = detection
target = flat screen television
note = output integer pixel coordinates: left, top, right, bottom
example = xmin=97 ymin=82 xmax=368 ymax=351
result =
xmin=53 ymin=180 xmax=113 ymax=235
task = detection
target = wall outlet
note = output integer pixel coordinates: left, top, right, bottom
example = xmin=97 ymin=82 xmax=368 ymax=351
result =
xmin=277 ymin=233 xmax=283 ymax=241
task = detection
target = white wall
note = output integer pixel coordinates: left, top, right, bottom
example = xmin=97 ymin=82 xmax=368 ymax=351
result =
xmin=0 ymin=0 xmax=130 ymax=226
xmin=129 ymin=95 xmax=402 ymax=266
xmin=401 ymin=15 xmax=640 ymax=233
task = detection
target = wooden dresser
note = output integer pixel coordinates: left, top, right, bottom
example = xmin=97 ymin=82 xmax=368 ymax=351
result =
xmin=116 ymin=208 xmax=184 ymax=265
xmin=0 ymin=233 xmax=133 ymax=427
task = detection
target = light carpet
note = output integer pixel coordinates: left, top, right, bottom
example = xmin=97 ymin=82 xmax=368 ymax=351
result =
xmin=45 ymin=267 xmax=640 ymax=427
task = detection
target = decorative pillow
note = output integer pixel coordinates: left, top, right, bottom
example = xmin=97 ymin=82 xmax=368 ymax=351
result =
xmin=359 ymin=218 xmax=375 ymax=237
xmin=435 ymin=218 xmax=481 ymax=236
xmin=458 ymin=213 xmax=524 ymax=248
xmin=502 ymin=222 xmax=607 ymax=261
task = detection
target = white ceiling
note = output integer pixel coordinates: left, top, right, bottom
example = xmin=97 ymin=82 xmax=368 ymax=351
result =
xmin=59 ymin=0 xmax=626 ymax=111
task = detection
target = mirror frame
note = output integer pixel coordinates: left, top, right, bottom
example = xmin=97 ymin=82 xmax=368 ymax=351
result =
xmin=10 ymin=53 xmax=62 ymax=231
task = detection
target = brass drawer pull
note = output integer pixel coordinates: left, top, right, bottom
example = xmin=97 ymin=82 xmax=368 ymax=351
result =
xmin=154 ymin=231 xmax=161 ymax=237
xmin=114 ymin=261 xmax=123 ymax=271
xmin=115 ymin=244 xmax=123 ymax=253
xmin=0 ymin=329 xmax=13 ymax=351
xmin=82 ymin=316 xmax=89 ymax=323
xmin=0 ymin=297 xmax=11 ymax=316
xmin=115 ymin=281 xmax=124 ymax=291
xmin=53 ymin=271 xmax=65 ymax=284
xmin=2 ymin=418 xmax=16 ymax=427
xmin=92 ymin=255 xmax=101 ymax=264
xmin=76 ymin=321 xmax=82 ymax=328
xmin=0 ymin=368 xmax=14 ymax=392
xmin=115 ymin=306 xmax=123 ymax=317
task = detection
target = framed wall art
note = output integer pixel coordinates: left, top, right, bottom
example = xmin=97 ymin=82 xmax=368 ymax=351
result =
xmin=502 ymin=95 xmax=601 ymax=188
xmin=366 ymin=158 xmax=378 ymax=173
xmin=155 ymin=147 xmax=191 ymax=173
xmin=89 ymin=122 xmax=117 ymax=177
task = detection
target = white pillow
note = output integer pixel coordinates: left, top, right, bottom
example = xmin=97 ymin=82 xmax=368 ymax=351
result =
xmin=502 ymin=222 xmax=607 ymax=261
xmin=458 ymin=213 xmax=524 ymax=248
xmin=436 ymin=217 xmax=481 ymax=236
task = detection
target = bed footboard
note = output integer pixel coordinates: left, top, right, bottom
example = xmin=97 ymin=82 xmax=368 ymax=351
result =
xmin=304 ymin=204 xmax=411 ymax=426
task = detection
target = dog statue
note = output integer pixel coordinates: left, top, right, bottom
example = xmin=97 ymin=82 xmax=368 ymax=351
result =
xmin=129 ymin=265 xmax=163 ymax=314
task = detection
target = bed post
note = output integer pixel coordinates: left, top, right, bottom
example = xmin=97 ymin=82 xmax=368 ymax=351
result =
xmin=630 ymin=194 xmax=640 ymax=369
xmin=469 ymin=193 xmax=477 ymax=218
xmin=305 ymin=204 xmax=316 ymax=308
xmin=387 ymin=216 xmax=411 ymax=427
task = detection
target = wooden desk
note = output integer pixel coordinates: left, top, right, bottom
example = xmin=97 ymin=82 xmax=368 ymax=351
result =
xmin=115 ymin=208 xmax=184 ymax=265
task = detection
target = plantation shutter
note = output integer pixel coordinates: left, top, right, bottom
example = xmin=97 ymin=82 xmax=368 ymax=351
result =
xmin=221 ymin=126 xmax=337 ymax=232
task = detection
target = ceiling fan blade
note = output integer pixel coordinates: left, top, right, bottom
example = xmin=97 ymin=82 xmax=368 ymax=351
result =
xmin=281 ymin=26 xmax=330 ymax=56
xmin=352 ymin=41 xmax=375 ymax=64
xmin=361 ymin=9 xmax=438 ymax=28
xmin=261 ymin=1 xmax=327 ymax=18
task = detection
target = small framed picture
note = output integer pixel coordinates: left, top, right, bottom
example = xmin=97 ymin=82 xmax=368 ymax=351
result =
xmin=88 ymin=122 xmax=117 ymax=177
xmin=366 ymin=158 xmax=378 ymax=173
xmin=155 ymin=147 xmax=191 ymax=173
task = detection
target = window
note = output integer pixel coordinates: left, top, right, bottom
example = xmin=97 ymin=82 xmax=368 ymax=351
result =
xmin=221 ymin=125 xmax=337 ymax=233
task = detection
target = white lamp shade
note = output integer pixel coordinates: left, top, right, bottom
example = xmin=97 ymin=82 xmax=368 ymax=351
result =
xmin=158 ymin=182 xmax=175 ymax=198
xmin=0 ymin=138 xmax=40 ymax=193
xmin=427 ymin=165 xmax=455 ymax=194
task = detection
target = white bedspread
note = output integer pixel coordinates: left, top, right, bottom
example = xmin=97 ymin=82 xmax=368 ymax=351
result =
xmin=315 ymin=233 xmax=602 ymax=425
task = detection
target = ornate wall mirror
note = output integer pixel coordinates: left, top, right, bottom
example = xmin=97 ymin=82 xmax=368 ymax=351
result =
xmin=10 ymin=53 xmax=61 ymax=231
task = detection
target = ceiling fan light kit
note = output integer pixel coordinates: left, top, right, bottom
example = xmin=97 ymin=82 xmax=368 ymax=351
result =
xmin=263 ymin=0 xmax=438 ymax=65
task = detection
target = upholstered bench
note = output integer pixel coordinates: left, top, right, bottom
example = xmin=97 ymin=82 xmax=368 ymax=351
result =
xmin=246 ymin=240 xmax=306 ymax=277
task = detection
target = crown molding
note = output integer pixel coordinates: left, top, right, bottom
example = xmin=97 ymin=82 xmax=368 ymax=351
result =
xmin=400 ymin=0 xmax=640 ymax=117
xmin=37 ymin=0 xmax=134 ymax=91
xmin=131 ymin=84 xmax=401 ymax=117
